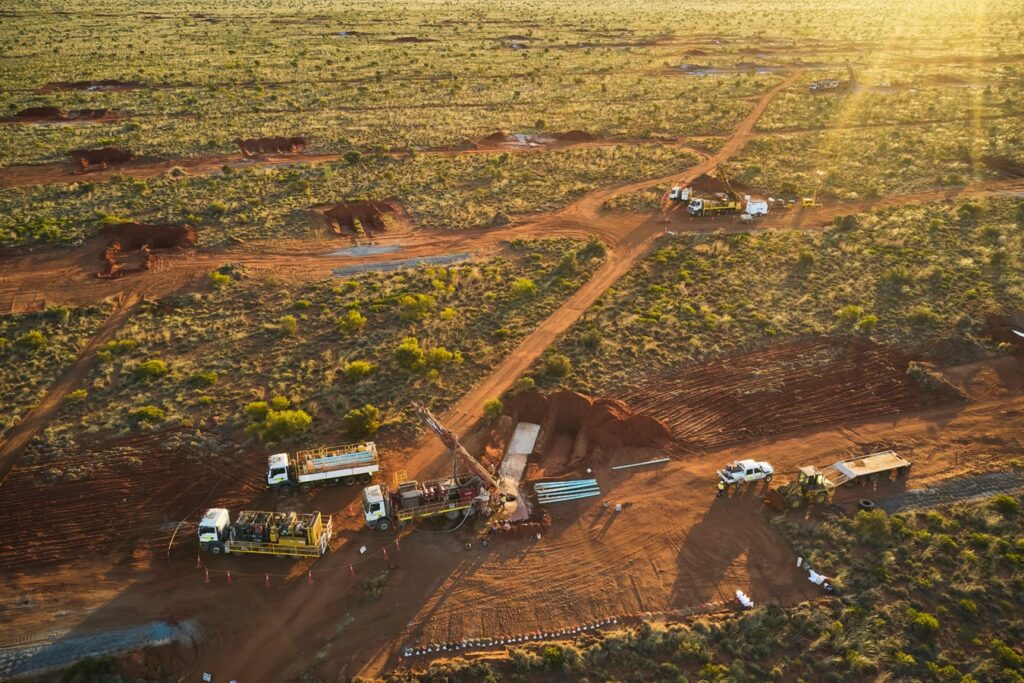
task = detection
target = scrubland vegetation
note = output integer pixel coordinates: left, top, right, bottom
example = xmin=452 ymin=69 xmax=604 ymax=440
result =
xmin=0 ymin=305 xmax=109 ymax=437
xmin=536 ymin=197 xmax=1024 ymax=393
xmin=25 ymin=239 xmax=603 ymax=463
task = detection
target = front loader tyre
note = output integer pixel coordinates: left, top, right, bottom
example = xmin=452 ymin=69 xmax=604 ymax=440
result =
xmin=376 ymin=519 xmax=391 ymax=532
xmin=814 ymin=491 xmax=828 ymax=504
xmin=787 ymin=495 xmax=804 ymax=510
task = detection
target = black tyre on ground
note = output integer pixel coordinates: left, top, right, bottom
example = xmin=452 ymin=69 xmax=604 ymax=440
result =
xmin=376 ymin=518 xmax=391 ymax=532
xmin=859 ymin=499 xmax=876 ymax=511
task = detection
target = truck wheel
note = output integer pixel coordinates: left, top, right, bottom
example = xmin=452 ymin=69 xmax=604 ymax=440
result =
xmin=359 ymin=473 xmax=372 ymax=484
xmin=765 ymin=474 xmax=773 ymax=483
xmin=446 ymin=510 xmax=461 ymax=520
xmin=276 ymin=484 xmax=294 ymax=497
xmin=300 ymin=483 xmax=313 ymax=494
xmin=344 ymin=475 xmax=356 ymax=486
xmin=376 ymin=518 xmax=391 ymax=532
xmin=210 ymin=544 xmax=223 ymax=555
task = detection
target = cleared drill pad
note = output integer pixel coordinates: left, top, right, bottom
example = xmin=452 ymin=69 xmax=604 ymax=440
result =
xmin=498 ymin=422 xmax=541 ymax=483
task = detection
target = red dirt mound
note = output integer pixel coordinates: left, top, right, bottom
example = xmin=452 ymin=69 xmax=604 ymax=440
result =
xmin=987 ymin=312 xmax=1024 ymax=355
xmin=236 ymin=136 xmax=308 ymax=156
xmin=321 ymin=200 xmax=395 ymax=236
xmin=96 ymin=222 xmax=197 ymax=278
xmin=4 ymin=106 xmax=112 ymax=123
xmin=14 ymin=106 xmax=63 ymax=119
xmin=69 ymin=146 xmax=132 ymax=171
xmin=482 ymin=131 xmax=513 ymax=144
xmin=503 ymin=390 xmax=671 ymax=476
xmin=392 ymin=36 xmax=437 ymax=43
xmin=981 ymin=155 xmax=1024 ymax=179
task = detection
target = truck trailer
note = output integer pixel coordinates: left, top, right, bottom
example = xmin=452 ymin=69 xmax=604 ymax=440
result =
xmin=199 ymin=508 xmax=333 ymax=557
xmin=266 ymin=442 xmax=379 ymax=493
xmin=363 ymin=475 xmax=490 ymax=532
xmin=767 ymin=450 xmax=912 ymax=510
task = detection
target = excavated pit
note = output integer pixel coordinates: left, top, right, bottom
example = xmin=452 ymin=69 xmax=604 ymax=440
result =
xmin=988 ymin=311 xmax=1024 ymax=355
xmin=317 ymin=200 xmax=396 ymax=236
xmin=501 ymin=390 xmax=672 ymax=478
xmin=95 ymin=222 xmax=197 ymax=279
xmin=69 ymin=147 xmax=133 ymax=171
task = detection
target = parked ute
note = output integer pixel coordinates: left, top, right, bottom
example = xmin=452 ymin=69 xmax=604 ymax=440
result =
xmin=717 ymin=459 xmax=774 ymax=486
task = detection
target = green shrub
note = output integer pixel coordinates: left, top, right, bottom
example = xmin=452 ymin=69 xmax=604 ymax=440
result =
xmin=395 ymin=337 xmax=426 ymax=370
xmin=908 ymin=609 xmax=940 ymax=640
xmin=398 ymin=293 xmax=435 ymax=321
xmin=209 ymin=270 xmax=232 ymax=288
xmin=292 ymin=299 xmax=312 ymax=309
xmin=541 ymin=645 xmax=565 ymax=670
xmin=260 ymin=409 xmax=312 ymax=441
xmin=133 ymin=359 xmax=169 ymax=380
xmin=339 ymin=308 xmax=367 ymax=333
xmin=344 ymin=404 xmax=381 ymax=439
xmin=67 ymin=388 xmax=88 ymax=402
xmin=342 ymin=360 xmax=375 ymax=380
xmin=853 ymin=509 xmax=891 ymax=546
xmin=908 ymin=305 xmax=940 ymax=327
xmin=483 ymin=398 xmax=503 ymax=420
xmin=856 ymin=314 xmax=878 ymax=333
xmin=511 ymin=277 xmax=538 ymax=298
xmin=343 ymin=149 xmax=362 ymax=165
xmin=130 ymin=405 xmax=166 ymax=424
xmin=991 ymin=494 xmax=1021 ymax=516
xmin=579 ymin=236 xmax=607 ymax=260
xmin=15 ymin=330 xmax=47 ymax=351
xmin=244 ymin=401 xmax=270 ymax=421
xmin=511 ymin=376 xmax=535 ymax=394
xmin=426 ymin=346 xmax=461 ymax=367
xmin=187 ymin=370 xmax=218 ymax=387
xmin=277 ymin=314 xmax=298 ymax=335
xmin=834 ymin=304 xmax=864 ymax=327
xmin=544 ymin=354 xmax=572 ymax=378
xmin=270 ymin=396 xmax=291 ymax=410
xmin=61 ymin=656 xmax=118 ymax=683
xmin=100 ymin=338 xmax=138 ymax=355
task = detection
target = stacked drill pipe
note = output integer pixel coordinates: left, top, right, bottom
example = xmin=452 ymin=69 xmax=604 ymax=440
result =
xmin=534 ymin=479 xmax=601 ymax=504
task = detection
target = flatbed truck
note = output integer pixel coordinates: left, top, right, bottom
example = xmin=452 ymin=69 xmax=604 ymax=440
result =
xmin=267 ymin=442 xmax=379 ymax=493
xmin=768 ymin=450 xmax=912 ymax=510
xmin=363 ymin=475 xmax=490 ymax=532
xmin=199 ymin=508 xmax=333 ymax=557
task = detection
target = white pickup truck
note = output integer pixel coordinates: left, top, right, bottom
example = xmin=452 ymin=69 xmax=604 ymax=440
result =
xmin=717 ymin=459 xmax=774 ymax=487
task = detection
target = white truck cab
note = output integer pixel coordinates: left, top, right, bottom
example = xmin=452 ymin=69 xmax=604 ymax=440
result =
xmin=669 ymin=186 xmax=691 ymax=203
xmin=267 ymin=453 xmax=291 ymax=487
xmin=686 ymin=197 xmax=705 ymax=215
xmin=718 ymin=459 xmax=774 ymax=487
xmin=362 ymin=485 xmax=388 ymax=529
xmin=198 ymin=508 xmax=230 ymax=551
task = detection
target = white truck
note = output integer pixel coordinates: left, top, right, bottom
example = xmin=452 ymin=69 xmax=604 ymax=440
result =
xmin=717 ymin=459 xmax=774 ymax=488
xmin=744 ymin=195 xmax=768 ymax=217
xmin=267 ymin=442 xmax=379 ymax=493
xmin=669 ymin=186 xmax=692 ymax=203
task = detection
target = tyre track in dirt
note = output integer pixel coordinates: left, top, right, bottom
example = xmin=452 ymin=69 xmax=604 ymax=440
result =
xmin=0 ymin=291 xmax=142 ymax=486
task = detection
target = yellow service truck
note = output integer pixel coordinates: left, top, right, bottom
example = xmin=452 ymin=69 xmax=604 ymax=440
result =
xmin=199 ymin=508 xmax=332 ymax=557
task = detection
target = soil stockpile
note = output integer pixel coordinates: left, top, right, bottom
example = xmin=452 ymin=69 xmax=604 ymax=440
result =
xmin=69 ymin=147 xmax=133 ymax=169
xmin=502 ymin=389 xmax=671 ymax=475
xmin=321 ymin=200 xmax=395 ymax=235
xmin=236 ymin=136 xmax=308 ymax=155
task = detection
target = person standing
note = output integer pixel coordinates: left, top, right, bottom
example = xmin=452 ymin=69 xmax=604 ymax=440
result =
xmin=716 ymin=480 xmax=726 ymax=498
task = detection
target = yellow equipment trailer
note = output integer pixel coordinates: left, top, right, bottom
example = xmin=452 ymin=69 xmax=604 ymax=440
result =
xmin=199 ymin=508 xmax=332 ymax=557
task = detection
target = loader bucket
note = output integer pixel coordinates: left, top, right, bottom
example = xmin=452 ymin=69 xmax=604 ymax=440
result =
xmin=764 ymin=487 xmax=787 ymax=511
